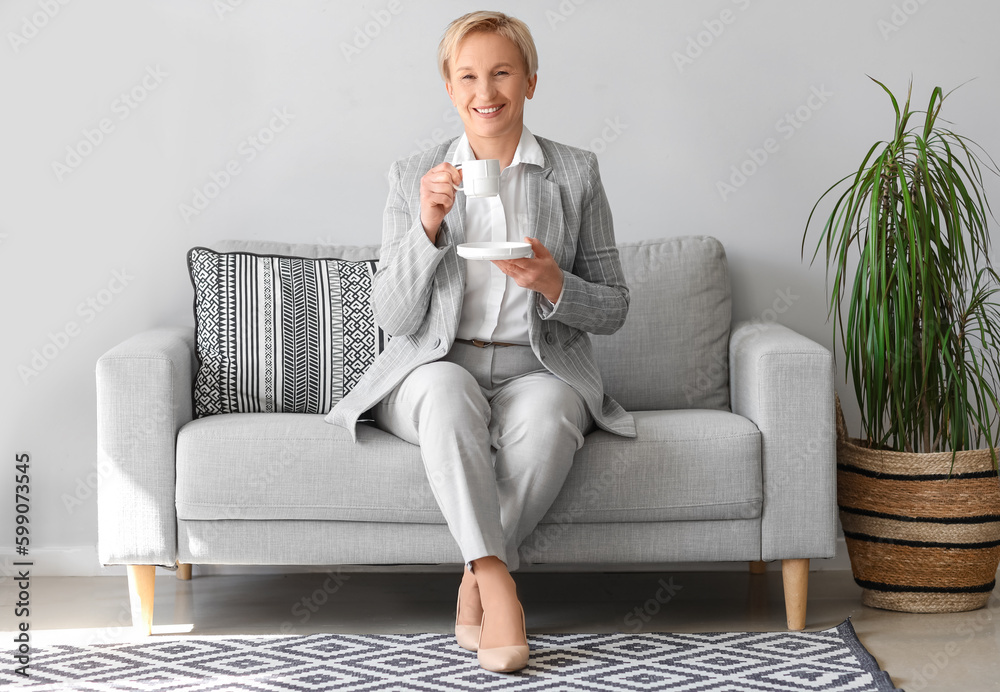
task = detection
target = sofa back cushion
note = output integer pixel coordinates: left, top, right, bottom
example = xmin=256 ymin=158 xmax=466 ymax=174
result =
xmin=212 ymin=239 xmax=381 ymax=262
xmin=592 ymin=236 xmax=731 ymax=411
xmin=204 ymin=237 xmax=730 ymax=413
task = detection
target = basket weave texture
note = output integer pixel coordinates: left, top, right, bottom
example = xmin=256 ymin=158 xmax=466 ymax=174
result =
xmin=835 ymin=396 xmax=1000 ymax=613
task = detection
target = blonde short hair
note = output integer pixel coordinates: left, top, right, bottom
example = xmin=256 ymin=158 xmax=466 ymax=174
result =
xmin=437 ymin=11 xmax=538 ymax=81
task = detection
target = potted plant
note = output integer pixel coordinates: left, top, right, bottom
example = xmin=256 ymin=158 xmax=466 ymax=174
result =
xmin=803 ymin=78 xmax=1000 ymax=613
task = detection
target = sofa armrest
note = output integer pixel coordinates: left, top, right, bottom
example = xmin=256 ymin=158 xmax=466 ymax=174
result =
xmin=729 ymin=320 xmax=836 ymax=561
xmin=97 ymin=327 xmax=196 ymax=566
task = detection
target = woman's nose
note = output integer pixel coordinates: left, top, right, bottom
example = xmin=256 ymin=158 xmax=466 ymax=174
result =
xmin=476 ymin=78 xmax=497 ymax=100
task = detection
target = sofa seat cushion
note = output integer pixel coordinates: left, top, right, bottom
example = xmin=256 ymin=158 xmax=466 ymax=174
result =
xmin=176 ymin=413 xmax=433 ymax=523
xmin=175 ymin=409 xmax=761 ymax=524
xmin=545 ymin=409 xmax=761 ymax=523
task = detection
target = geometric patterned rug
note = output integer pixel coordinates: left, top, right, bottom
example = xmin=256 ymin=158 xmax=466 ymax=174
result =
xmin=2 ymin=620 xmax=900 ymax=691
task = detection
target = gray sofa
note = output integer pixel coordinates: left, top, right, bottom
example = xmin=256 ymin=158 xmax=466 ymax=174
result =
xmin=97 ymin=235 xmax=836 ymax=635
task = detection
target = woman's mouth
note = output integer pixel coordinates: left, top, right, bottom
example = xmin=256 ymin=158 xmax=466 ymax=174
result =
xmin=473 ymin=105 xmax=504 ymax=117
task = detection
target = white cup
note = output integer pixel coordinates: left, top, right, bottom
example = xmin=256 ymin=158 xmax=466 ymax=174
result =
xmin=454 ymin=159 xmax=501 ymax=198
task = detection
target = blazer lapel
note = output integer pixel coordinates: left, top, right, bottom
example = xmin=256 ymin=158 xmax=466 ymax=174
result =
xmin=525 ymin=164 xmax=566 ymax=349
xmin=526 ymin=166 xmax=566 ymax=266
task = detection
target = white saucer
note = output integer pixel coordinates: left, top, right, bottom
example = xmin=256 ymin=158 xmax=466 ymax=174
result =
xmin=457 ymin=242 xmax=533 ymax=261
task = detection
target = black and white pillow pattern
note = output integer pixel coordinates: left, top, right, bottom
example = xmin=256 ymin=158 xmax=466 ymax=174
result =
xmin=188 ymin=247 xmax=385 ymax=417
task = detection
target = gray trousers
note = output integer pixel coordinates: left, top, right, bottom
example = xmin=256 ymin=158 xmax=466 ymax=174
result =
xmin=374 ymin=342 xmax=592 ymax=571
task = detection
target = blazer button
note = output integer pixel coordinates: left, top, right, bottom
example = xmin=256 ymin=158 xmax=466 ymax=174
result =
xmin=432 ymin=338 xmax=442 ymax=349
xmin=545 ymin=333 xmax=554 ymax=345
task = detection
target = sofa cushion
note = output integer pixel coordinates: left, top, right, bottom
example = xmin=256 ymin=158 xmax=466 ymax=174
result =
xmin=175 ymin=409 xmax=761 ymax=524
xmin=188 ymin=247 xmax=384 ymax=417
xmin=592 ymin=236 xmax=731 ymax=411
xmin=208 ymin=237 xmax=732 ymax=413
xmin=544 ymin=409 xmax=761 ymax=522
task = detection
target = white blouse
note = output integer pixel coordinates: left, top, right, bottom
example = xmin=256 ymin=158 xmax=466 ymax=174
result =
xmin=453 ymin=126 xmax=544 ymax=346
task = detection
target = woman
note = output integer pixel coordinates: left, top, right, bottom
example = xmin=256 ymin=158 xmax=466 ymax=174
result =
xmin=327 ymin=11 xmax=635 ymax=673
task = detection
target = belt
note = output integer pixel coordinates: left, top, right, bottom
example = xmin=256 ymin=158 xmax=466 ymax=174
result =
xmin=455 ymin=338 xmax=520 ymax=348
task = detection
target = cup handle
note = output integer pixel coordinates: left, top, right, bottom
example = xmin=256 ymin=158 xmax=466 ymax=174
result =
xmin=452 ymin=162 xmax=464 ymax=192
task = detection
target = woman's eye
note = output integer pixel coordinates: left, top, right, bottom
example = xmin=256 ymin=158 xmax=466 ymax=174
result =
xmin=495 ymin=71 xmax=509 ymax=77
xmin=461 ymin=74 xmax=475 ymax=80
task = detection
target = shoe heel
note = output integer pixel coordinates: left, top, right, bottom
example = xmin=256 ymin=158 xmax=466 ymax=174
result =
xmin=455 ymin=586 xmax=481 ymax=652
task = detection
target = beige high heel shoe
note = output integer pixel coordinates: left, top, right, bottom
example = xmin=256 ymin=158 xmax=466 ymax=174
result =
xmin=476 ymin=602 xmax=529 ymax=673
xmin=455 ymin=585 xmax=482 ymax=652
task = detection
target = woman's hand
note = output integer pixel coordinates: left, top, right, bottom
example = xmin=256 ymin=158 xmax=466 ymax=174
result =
xmin=419 ymin=162 xmax=462 ymax=244
xmin=492 ymin=237 xmax=564 ymax=304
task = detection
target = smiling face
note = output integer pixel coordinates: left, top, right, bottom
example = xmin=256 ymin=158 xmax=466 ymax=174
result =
xmin=445 ymin=31 xmax=537 ymax=157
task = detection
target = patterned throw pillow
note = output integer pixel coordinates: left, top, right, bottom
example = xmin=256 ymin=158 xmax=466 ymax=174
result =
xmin=187 ymin=247 xmax=384 ymax=417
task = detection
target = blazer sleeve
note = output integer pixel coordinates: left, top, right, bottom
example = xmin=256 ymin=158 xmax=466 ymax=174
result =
xmin=370 ymin=160 xmax=449 ymax=337
xmin=538 ymin=153 xmax=630 ymax=335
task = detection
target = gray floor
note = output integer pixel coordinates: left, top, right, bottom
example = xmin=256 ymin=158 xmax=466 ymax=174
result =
xmin=15 ymin=568 xmax=1000 ymax=691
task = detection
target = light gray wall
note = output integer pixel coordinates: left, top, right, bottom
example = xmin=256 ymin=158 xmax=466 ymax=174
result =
xmin=3 ymin=0 xmax=999 ymax=575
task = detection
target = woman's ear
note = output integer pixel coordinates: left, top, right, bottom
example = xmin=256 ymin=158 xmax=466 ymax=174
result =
xmin=526 ymin=73 xmax=537 ymax=100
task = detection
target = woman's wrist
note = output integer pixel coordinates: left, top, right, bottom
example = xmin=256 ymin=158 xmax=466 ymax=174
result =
xmin=421 ymin=217 xmax=440 ymax=245
xmin=542 ymin=270 xmax=563 ymax=305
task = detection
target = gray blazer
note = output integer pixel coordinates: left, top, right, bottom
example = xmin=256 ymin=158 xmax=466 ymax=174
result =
xmin=326 ymin=135 xmax=636 ymax=439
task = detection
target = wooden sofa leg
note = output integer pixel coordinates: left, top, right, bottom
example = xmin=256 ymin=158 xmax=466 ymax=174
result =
xmin=782 ymin=559 xmax=809 ymax=631
xmin=127 ymin=565 xmax=156 ymax=636
xmin=176 ymin=563 xmax=192 ymax=581
xmin=749 ymin=561 xmax=767 ymax=574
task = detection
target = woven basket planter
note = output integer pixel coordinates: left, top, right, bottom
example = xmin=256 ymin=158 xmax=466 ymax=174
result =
xmin=836 ymin=398 xmax=1000 ymax=613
